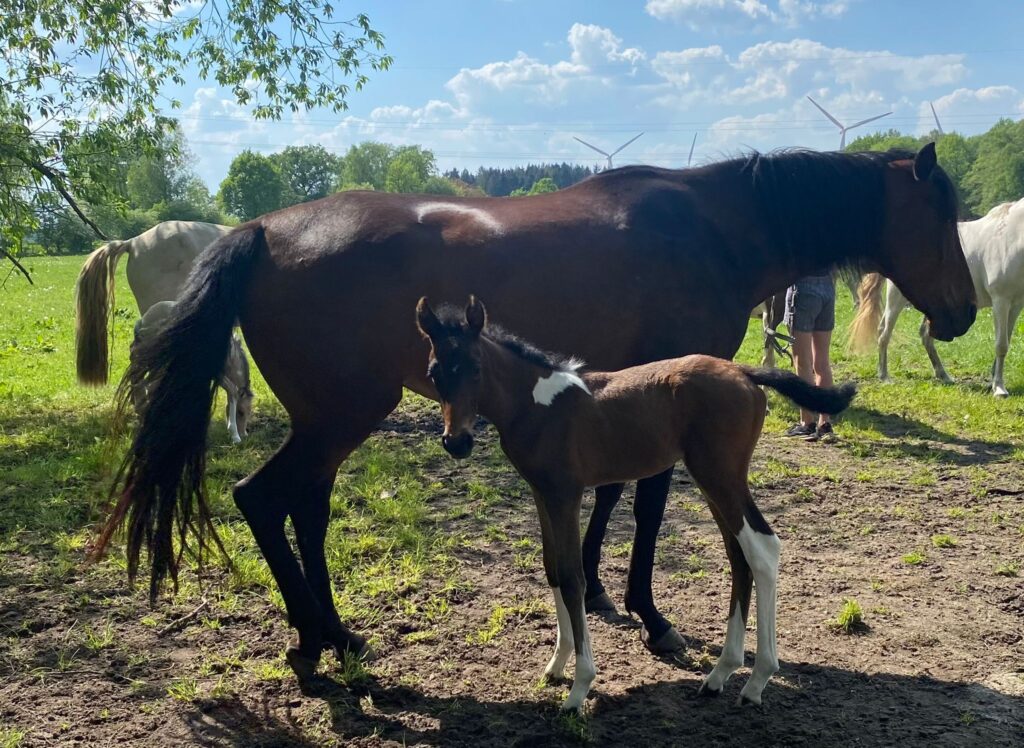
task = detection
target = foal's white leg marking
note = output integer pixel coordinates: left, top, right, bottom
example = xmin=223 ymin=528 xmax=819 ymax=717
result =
xmin=736 ymin=517 xmax=781 ymax=706
xmin=415 ymin=202 xmax=504 ymax=234
xmin=991 ymin=297 xmax=1012 ymax=397
xmin=701 ymin=602 xmax=746 ymax=694
xmin=562 ymin=598 xmax=596 ymax=712
xmin=545 ymin=587 xmax=574 ymax=680
xmin=226 ymin=391 xmax=241 ymax=444
xmin=532 ymin=371 xmax=590 ymax=406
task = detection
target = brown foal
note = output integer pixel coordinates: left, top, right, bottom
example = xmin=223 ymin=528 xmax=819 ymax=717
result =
xmin=417 ymin=296 xmax=856 ymax=710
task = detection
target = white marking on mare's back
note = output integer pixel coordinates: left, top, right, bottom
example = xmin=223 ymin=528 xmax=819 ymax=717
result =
xmin=532 ymin=370 xmax=590 ymax=406
xmin=416 ymin=202 xmax=503 ymax=234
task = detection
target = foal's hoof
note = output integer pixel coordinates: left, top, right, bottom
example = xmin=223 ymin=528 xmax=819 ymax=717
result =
xmin=697 ymin=681 xmax=722 ymax=699
xmin=585 ymin=591 xmax=617 ymax=614
xmin=735 ymin=693 xmax=763 ymax=709
xmin=285 ymin=645 xmax=320 ymax=681
xmin=642 ymin=625 xmax=686 ymax=655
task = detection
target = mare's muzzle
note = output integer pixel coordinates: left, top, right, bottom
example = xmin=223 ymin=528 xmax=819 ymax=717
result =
xmin=928 ymin=302 xmax=977 ymax=342
xmin=442 ymin=432 xmax=474 ymax=459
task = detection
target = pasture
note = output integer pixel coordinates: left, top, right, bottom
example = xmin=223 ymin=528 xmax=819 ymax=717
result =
xmin=1 ymin=256 xmax=1022 ymax=746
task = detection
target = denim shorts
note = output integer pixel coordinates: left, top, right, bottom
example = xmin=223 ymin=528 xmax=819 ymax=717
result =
xmin=785 ymin=287 xmax=835 ymax=332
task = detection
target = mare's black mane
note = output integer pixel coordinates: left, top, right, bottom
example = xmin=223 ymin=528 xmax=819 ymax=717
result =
xmin=434 ymin=305 xmax=581 ymax=373
xmin=593 ymin=147 xmax=960 ymax=276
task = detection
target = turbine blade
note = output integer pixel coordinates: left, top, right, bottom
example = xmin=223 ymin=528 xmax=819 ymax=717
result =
xmin=687 ymin=132 xmax=697 ymax=167
xmin=840 ymin=130 xmax=846 ymax=150
xmin=573 ymin=136 xmax=610 ymax=158
xmin=930 ymin=102 xmax=944 ymax=134
xmin=848 ymin=112 xmax=892 ymax=130
xmin=609 ymin=132 xmax=644 ymax=158
xmin=806 ymin=96 xmax=844 ymax=129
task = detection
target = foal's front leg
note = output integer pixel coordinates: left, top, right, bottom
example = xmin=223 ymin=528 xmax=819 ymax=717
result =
xmin=537 ymin=490 xmax=596 ymax=711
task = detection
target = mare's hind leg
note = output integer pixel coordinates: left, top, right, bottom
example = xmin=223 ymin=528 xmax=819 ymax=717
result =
xmin=624 ymin=467 xmax=686 ymax=654
xmin=581 ymin=483 xmax=624 ymax=613
xmin=234 ymin=389 xmax=400 ymax=678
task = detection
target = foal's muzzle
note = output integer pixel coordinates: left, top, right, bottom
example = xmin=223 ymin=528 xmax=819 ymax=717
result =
xmin=442 ymin=432 xmax=474 ymax=459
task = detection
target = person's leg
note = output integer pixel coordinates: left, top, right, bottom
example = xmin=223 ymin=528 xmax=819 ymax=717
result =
xmin=784 ymin=287 xmax=818 ymax=433
xmin=810 ymin=330 xmax=834 ymax=427
xmin=792 ymin=331 xmax=816 ymax=426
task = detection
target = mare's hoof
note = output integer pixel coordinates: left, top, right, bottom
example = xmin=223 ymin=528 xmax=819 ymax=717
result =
xmin=937 ymin=373 xmax=955 ymax=385
xmin=585 ymin=591 xmax=617 ymax=614
xmin=993 ymin=389 xmax=1010 ymax=398
xmin=642 ymin=625 xmax=686 ymax=654
xmin=285 ymin=645 xmax=320 ymax=681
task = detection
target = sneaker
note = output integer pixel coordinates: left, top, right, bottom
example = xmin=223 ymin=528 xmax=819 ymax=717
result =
xmin=785 ymin=421 xmax=816 ymax=437
xmin=806 ymin=422 xmax=836 ymax=443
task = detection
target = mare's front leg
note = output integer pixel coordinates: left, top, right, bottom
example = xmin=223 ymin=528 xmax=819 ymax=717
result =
xmin=537 ymin=489 xmax=596 ymax=711
xmin=624 ymin=467 xmax=685 ymax=654
xmin=581 ymin=483 xmax=624 ymax=613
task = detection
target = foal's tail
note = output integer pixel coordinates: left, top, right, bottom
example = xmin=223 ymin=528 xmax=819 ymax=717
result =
xmin=847 ymin=272 xmax=885 ymax=354
xmin=93 ymin=223 xmax=266 ymax=602
xmin=740 ymin=366 xmax=857 ymax=415
xmin=75 ymin=238 xmax=132 ymax=385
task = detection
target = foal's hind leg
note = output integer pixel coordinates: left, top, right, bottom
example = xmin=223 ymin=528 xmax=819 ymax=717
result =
xmin=687 ymin=431 xmax=780 ymax=705
xmin=625 ymin=467 xmax=686 ymax=654
xmin=581 ymin=483 xmax=624 ymax=613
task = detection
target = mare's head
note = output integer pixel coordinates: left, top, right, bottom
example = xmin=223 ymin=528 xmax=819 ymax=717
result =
xmin=416 ymin=296 xmax=487 ymax=459
xmin=877 ymin=143 xmax=976 ymax=340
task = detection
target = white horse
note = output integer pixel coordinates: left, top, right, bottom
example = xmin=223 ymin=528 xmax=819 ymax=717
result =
xmin=75 ymin=220 xmax=233 ymax=385
xmin=131 ymin=301 xmax=254 ymax=443
xmin=851 ymin=198 xmax=1024 ymax=396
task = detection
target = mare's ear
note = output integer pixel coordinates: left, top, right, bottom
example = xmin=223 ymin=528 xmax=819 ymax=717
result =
xmin=465 ymin=295 xmax=487 ymax=336
xmin=416 ymin=297 xmax=442 ymax=339
xmin=913 ymin=141 xmax=937 ymax=181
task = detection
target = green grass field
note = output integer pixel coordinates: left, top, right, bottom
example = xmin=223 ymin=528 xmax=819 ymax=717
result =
xmin=1 ymin=255 xmax=1022 ymax=746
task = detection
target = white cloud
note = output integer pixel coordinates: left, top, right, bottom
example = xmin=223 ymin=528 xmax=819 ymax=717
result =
xmin=921 ymin=86 xmax=1024 ymax=134
xmin=567 ymin=23 xmax=645 ymax=68
xmin=646 ymin=0 xmax=850 ymax=28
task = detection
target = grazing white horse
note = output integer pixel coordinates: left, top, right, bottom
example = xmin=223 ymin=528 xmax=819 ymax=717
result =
xmin=852 ymin=198 xmax=1024 ymax=396
xmin=75 ymin=220 xmax=233 ymax=385
xmin=131 ymin=301 xmax=254 ymax=443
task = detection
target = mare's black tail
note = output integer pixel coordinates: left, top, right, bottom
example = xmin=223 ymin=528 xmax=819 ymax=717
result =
xmin=740 ymin=366 xmax=856 ymax=415
xmin=94 ymin=224 xmax=266 ymax=602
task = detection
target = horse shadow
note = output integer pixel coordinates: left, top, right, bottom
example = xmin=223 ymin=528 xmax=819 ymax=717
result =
xmin=837 ymin=404 xmax=1018 ymax=466
xmin=181 ymin=659 xmax=1024 ymax=747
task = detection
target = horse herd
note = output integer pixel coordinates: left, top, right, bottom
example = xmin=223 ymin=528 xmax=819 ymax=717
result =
xmin=72 ymin=145 xmax=1023 ymax=711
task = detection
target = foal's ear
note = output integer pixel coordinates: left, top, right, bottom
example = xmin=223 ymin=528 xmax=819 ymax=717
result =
xmin=465 ymin=295 xmax=487 ymax=336
xmin=913 ymin=141 xmax=937 ymax=181
xmin=416 ymin=297 xmax=442 ymax=339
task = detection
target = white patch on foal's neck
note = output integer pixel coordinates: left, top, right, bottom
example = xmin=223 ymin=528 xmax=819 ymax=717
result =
xmin=532 ymin=369 xmax=590 ymax=406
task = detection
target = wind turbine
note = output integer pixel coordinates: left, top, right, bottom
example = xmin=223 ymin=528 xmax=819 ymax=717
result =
xmin=573 ymin=132 xmax=644 ymax=169
xmin=686 ymin=132 xmax=697 ymax=167
xmin=806 ymin=96 xmax=892 ymax=149
xmin=929 ymin=101 xmax=944 ymax=135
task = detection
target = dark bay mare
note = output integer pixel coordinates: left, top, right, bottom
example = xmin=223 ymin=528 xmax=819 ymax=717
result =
xmin=415 ymin=296 xmax=855 ymax=709
xmin=97 ymin=144 xmax=976 ymax=679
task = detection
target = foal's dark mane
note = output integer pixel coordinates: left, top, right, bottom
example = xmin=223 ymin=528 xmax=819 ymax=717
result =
xmin=434 ymin=305 xmax=582 ymax=373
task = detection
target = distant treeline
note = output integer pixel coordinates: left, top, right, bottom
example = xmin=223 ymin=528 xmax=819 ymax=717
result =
xmin=443 ymin=163 xmax=596 ymax=197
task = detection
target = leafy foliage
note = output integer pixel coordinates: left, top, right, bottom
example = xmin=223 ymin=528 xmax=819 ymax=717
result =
xmin=217 ymin=151 xmax=285 ymax=221
xmin=1 ymin=1 xmax=390 ymax=267
xmin=272 ymin=145 xmax=343 ymax=204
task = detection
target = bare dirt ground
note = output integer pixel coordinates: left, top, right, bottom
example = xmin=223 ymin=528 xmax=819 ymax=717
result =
xmin=2 ymin=403 xmax=1023 ymax=747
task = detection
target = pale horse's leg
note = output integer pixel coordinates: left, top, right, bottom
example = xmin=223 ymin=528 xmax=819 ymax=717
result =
xmin=877 ymin=281 xmax=910 ymax=382
xmin=991 ymin=297 xmax=1022 ymax=397
xmin=919 ymin=317 xmax=954 ymax=383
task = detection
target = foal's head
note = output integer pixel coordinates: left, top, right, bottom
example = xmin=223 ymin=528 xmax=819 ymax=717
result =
xmin=416 ymin=296 xmax=487 ymax=459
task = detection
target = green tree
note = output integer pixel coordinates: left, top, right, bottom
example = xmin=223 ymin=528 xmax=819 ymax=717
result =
xmin=527 ymin=177 xmax=559 ymax=195
xmin=0 ymin=2 xmax=391 ymax=275
xmin=385 ymin=146 xmax=437 ymax=193
xmin=963 ymin=119 xmax=1024 ymax=216
xmin=846 ymin=129 xmax=926 ymax=153
xmin=218 ymin=151 xmax=285 ymax=221
xmin=273 ymin=145 xmax=342 ymax=205
xmin=934 ymin=133 xmax=979 ymax=214
xmin=339 ymin=142 xmax=395 ymax=191
xmin=422 ymin=176 xmax=458 ymax=195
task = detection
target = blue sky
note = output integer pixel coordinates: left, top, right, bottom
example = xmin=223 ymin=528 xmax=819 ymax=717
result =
xmin=172 ymin=1 xmax=1024 ymax=188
